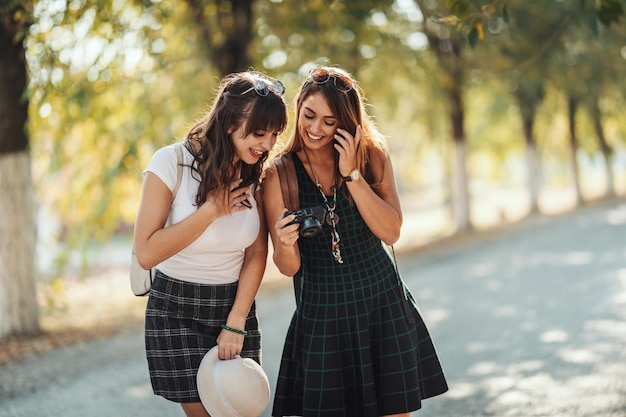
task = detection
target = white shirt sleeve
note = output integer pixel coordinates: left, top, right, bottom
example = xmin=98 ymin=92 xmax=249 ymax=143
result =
xmin=143 ymin=144 xmax=178 ymax=192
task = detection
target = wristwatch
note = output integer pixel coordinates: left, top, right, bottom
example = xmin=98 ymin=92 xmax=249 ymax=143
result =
xmin=343 ymin=169 xmax=360 ymax=182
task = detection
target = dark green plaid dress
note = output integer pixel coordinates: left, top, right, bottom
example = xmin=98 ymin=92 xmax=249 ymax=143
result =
xmin=272 ymin=154 xmax=448 ymax=417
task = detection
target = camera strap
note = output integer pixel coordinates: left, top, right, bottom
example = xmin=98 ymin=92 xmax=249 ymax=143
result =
xmin=275 ymin=153 xmax=299 ymax=211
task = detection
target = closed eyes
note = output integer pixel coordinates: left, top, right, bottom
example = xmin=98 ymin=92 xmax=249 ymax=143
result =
xmin=304 ymin=113 xmax=336 ymax=126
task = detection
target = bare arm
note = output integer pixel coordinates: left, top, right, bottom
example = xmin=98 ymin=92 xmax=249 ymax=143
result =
xmin=217 ymin=187 xmax=268 ymax=359
xmin=133 ymin=172 xmax=250 ymax=269
xmin=345 ymin=151 xmax=402 ymax=245
xmin=335 ymin=127 xmax=402 ymax=245
xmin=262 ymin=163 xmax=302 ymax=277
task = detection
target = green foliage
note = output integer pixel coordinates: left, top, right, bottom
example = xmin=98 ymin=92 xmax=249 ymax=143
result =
xmin=425 ymin=0 xmax=509 ymax=48
xmin=0 ymin=0 xmax=23 ymax=13
xmin=0 ymin=0 xmax=34 ymax=47
xmin=254 ymin=0 xmax=395 ymax=75
xmin=435 ymin=0 xmax=624 ymax=46
xmin=595 ymin=0 xmax=624 ymax=26
xmin=27 ymin=0 xmax=221 ymax=274
xmin=468 ymin=23 xmax=479 ymax=47
xmin=445 ymin=0 xmax=471 ymax=17
xmin=19 ymin=0 xmax=626 ymax=276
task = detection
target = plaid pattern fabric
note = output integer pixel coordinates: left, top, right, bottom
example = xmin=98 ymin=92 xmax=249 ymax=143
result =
xmin=272 ymin=155 xmax=447 ymax=417
xmin=145 ymin=271 xmax=261 ymax=403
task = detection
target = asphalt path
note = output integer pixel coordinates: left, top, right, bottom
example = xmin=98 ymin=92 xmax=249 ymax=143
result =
xmin=1 ymin=199 xmax=626 ymax=416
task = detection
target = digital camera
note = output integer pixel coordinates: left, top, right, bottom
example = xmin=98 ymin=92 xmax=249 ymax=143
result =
xmin=285 ymin=206 xmax=327 ymax=237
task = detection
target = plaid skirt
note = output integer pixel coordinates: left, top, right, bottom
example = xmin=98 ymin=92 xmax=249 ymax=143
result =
xmin=145 ymin=270 xmax=261 ymax=403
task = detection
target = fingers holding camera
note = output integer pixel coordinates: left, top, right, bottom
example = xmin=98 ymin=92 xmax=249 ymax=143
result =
xmin=276 ymin=209 xmax=300 ymax=246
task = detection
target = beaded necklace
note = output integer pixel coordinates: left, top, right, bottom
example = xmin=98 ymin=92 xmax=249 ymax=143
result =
xmin=303 ymin=148 xmax=344 ymax=264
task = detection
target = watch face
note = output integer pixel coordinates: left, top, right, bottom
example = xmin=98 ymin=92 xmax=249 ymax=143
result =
xmin=344 ymin=169 xmax=359 ymax=182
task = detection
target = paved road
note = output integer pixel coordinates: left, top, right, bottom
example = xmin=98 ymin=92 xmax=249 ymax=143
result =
xmin=1 ymin=199 xmax=626 ymax=416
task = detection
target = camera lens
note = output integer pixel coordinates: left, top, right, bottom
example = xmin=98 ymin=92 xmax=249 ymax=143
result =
xmin=299 ymin=218 xmax=322 ymax=237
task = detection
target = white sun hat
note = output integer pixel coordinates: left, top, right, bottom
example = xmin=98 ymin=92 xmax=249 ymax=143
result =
xmin=197 ymin=346 xmax=270 ymax=417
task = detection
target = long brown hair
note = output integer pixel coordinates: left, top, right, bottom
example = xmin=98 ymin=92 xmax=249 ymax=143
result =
xmin=283 ymin=66 xmax=387 ymax=193
xmin=185 ymin=71 xmax=287 ymax=207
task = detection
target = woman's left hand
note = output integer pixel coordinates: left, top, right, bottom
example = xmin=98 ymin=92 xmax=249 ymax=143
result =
xmin=216 ymin=327 xmax=245 ymax=360
xmin=333 ymin=125 xmax=361 ymax=178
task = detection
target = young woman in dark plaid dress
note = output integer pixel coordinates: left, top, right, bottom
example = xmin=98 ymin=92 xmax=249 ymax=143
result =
xmin=264 ymin=66 xmax=448 ymax=417
xmin=134 ymin=72 xmax=287 ymax=417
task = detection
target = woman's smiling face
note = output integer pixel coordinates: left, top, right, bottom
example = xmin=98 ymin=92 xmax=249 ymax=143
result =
xmin=230 ymin=121 xmax=279 ymax=165
xmin=298 ymin=92 xmax=338 ymax=149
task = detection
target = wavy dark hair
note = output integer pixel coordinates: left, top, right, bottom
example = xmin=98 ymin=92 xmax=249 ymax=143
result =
xmin=184 ymin=71 xmax=287 ymax=208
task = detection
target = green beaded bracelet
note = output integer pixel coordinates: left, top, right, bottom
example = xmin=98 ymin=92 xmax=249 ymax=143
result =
xmin=220 ymin=324 xmax=248 ymax=336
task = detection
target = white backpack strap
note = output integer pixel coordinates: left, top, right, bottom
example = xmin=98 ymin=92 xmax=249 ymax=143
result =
xmin=171 ymin=142 xmax=184 ymax=200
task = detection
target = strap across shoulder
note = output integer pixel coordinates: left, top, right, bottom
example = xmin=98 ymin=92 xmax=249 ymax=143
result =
xmin=275 ymin=153 xmax=299 ymax=211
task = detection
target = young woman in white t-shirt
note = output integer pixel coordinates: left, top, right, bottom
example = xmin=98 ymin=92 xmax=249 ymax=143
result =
xmin=133 ymin=71 xmax=287 ymax=417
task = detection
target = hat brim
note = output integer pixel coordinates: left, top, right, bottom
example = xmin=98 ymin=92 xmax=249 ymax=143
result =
xmin=197 ymin=346 xmax=270 ymax=417
xmin=197 ymin=347 xmax=234 ymax=417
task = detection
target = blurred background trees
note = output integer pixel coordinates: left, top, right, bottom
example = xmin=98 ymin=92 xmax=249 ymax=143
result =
xmin=1 ymin=0 xmax=624 ymax=339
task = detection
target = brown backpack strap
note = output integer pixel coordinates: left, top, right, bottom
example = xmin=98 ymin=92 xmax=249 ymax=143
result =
xmin=276 ymin=153 xmax=304 ymax=327
xmin=275 ymin=153 xmax=299 ymax=211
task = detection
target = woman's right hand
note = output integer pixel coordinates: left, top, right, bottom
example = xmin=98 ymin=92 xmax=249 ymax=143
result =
xmin=275 ymin=209 xmax=300 ymax=247
xmin=203 ymin=179 xmax=251 ymax=218
xmin=262 ymin=165 xmax=303 ymax=277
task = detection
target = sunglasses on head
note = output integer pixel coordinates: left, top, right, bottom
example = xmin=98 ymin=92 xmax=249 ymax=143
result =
xmin=241 ymin=78 xmax=285 ymax=97
xmin=308 ymin=68 xmax=353 ymax=93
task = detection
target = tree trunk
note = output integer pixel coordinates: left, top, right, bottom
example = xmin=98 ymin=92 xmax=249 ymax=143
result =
xmin=513 ymin=82 xmax=544 ymax=216
xmin=567 ymin=96 xmax=582 ymax=205
xmin=0 ymin=153 xmax=39 ymax=338
xmin=186 ymin=0 xmax=255 ymax=76
xmin=0 ymin=6 xmax=40 ymax=339
xmin=214 ymin=0 xmax=254 ymax=76
xmin=424 ymin=30 xmax=471 ymax=232
xmin=591 ymin=98 xmax=615 ymax=197
xmin=521 ymin=114 xmax=540 ymax=214
xmin=449 ymin=87 xmax=471 ymax=232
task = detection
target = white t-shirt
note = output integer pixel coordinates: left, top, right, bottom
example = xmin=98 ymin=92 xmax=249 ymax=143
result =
xmin=143 ymin=143 xmax=260 ymax=284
